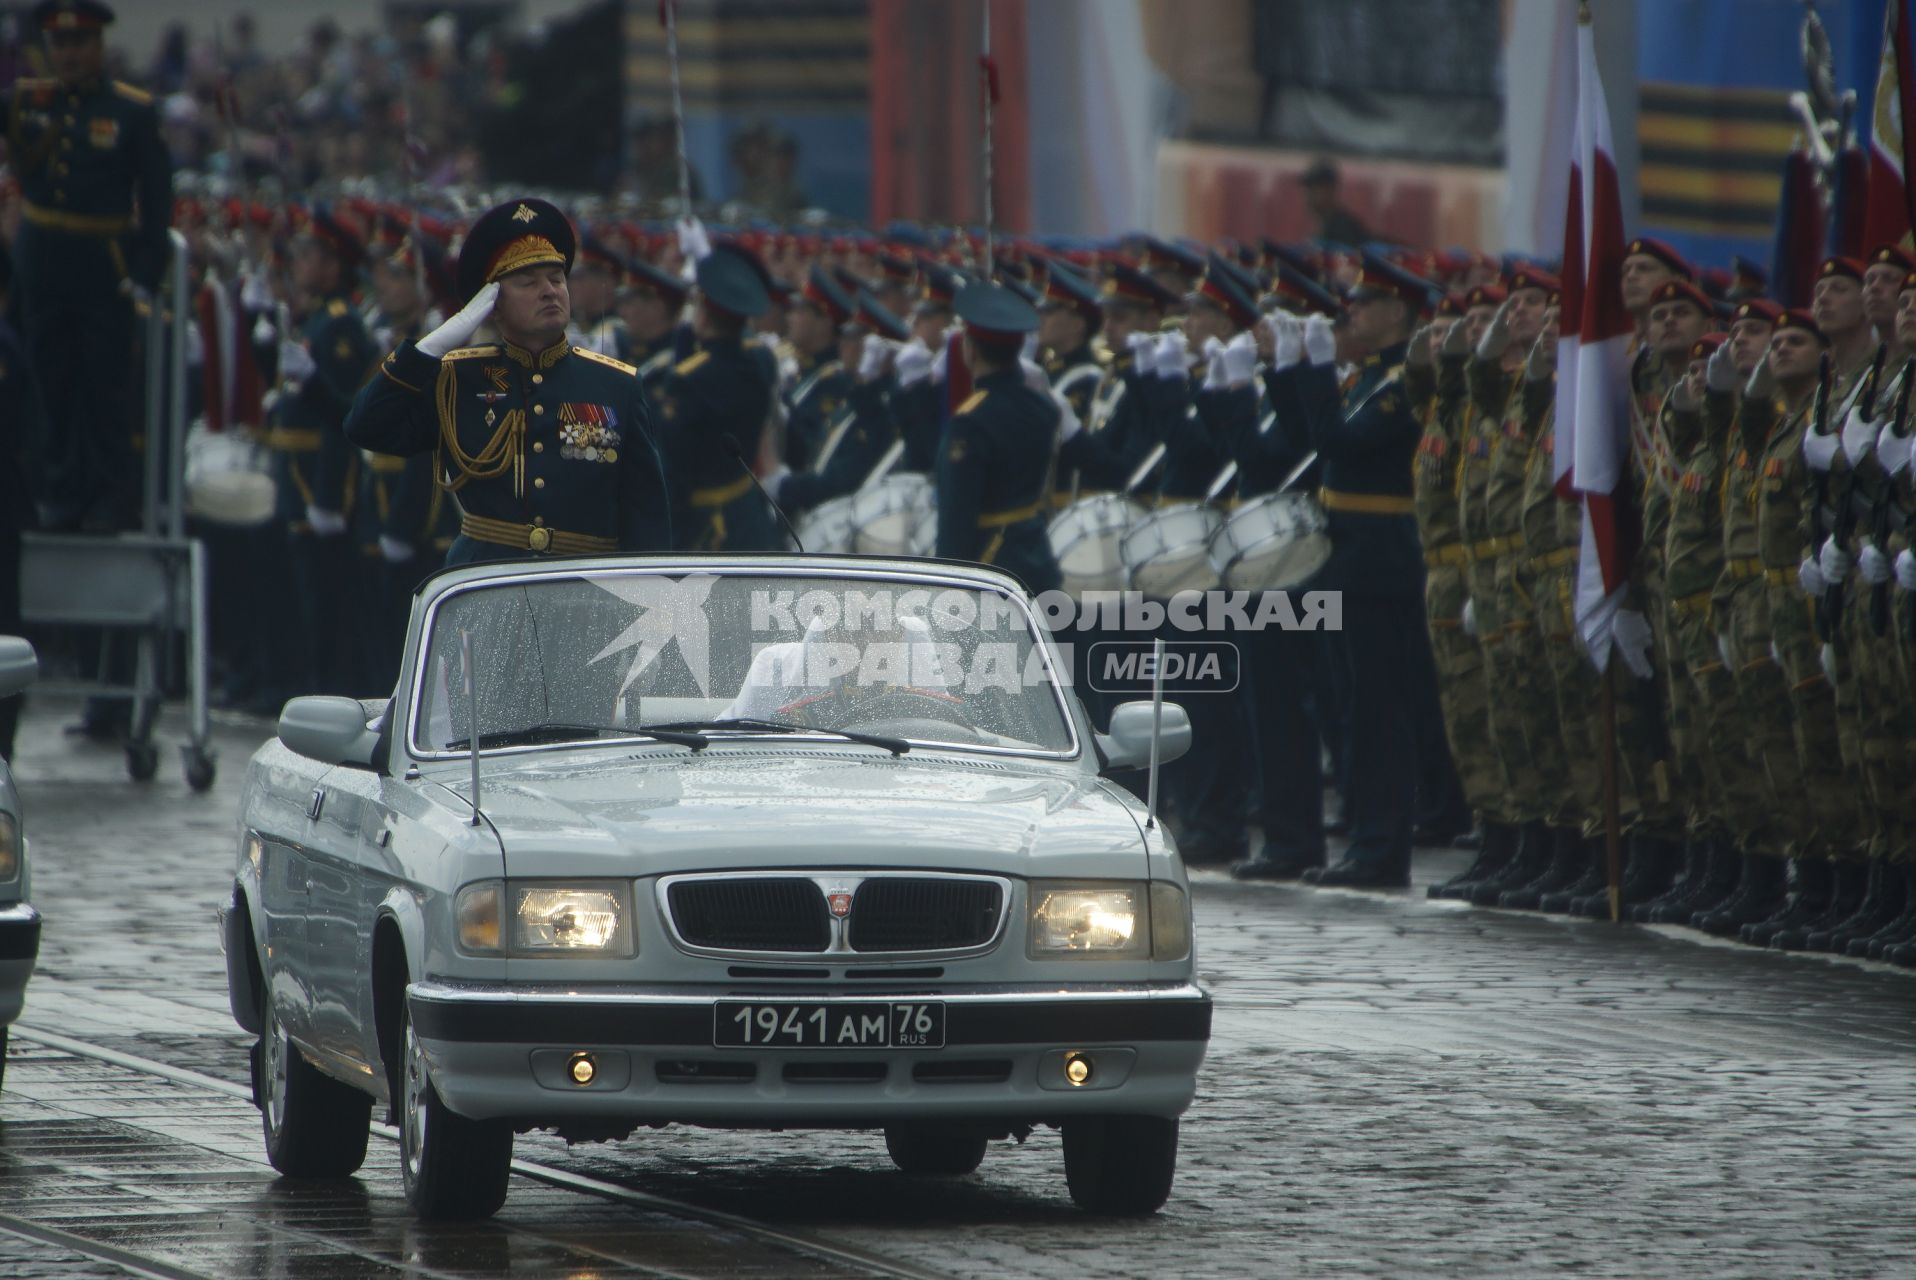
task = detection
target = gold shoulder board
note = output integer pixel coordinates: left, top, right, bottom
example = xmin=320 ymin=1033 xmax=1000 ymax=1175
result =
xmin=575 ymin=348 xmax=639 ymax=375
xmin=112 ymin=80 xmax=154 ymax=106
xmin=440 ymin=345 xmax=501 ymax=361
xmin=674 ymin=350 xmax=711 ymax=376
xmin=955 ymin=390 xmax=988 ymax=415
xmin=326 ymin=299 xmax=350 ymax=318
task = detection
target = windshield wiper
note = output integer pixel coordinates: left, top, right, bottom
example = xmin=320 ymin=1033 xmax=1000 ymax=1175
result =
xmin=642 ymin=717 xmax=910 ymax=755
xmin=448 ymin=722 xmax=708 ymax=751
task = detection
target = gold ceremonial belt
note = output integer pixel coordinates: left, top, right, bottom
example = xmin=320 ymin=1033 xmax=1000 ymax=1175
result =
xmin=460 ymin=514 xmax=615 ymax=555
xmin=1424 ymin=542 xmax=1471 ymax=568
xmin=688 ymin=473 xmax=754 ymax=508
xmin=1722 ymin=557 xmax=1766 ymax=581
xmin=1762 ymin=566 xmax=1796 ymax=587
xmin=263 ymin=428 xmax=322 ymax=452
xmin=1670 ymin=588 xmax=1714 ymax=618
xmin=1528 ymin=547 xmax=1577 ymax=572
xmin=977 ymin=501 xmax=1044 ymax=529
xmin=1318 ymin=487 xmax=1414 ymax=516
xmin=22 ymin=203 xmax=132 ymax=236
xmin=1469 ymin=534 xmax=1524 ymax=560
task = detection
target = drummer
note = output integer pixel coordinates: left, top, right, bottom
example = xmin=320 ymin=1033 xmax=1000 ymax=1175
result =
xmin=771 ymin=288 xmax=910 ymax=517
xmin=1038 ymin=262 xmax=1110 ymax=507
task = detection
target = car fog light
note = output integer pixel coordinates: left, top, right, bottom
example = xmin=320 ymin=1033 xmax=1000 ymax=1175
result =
xmin=568 ymin=1052 xmax=597 ymax=1085
xmin=1063 ymin=1052 xmax=1092 ymax=1086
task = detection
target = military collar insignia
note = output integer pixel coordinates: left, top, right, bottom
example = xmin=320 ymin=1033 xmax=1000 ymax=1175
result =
xmin=501 ymin=337 xmax=572 ymax=369
xmin=511 ymin=203 xmax=538 ymax=224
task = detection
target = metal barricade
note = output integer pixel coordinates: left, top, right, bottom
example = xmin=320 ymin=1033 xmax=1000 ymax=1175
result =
xmin=21 ymin=228 xmax=216 ymax=790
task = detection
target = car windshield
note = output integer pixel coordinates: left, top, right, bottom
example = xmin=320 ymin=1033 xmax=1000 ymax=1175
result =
xmin=410 ymin=570 xmax=1075 ymax=757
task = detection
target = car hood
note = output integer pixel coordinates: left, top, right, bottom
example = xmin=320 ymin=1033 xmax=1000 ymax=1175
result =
xmin=442 ymin=747 xmax=1146 ymax=880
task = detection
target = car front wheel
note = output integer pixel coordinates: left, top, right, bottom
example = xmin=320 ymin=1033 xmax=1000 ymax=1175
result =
xmin=1061 ymin=1115 xmax=1178 ymax=1216
xmin=398 ymin=1000 xmax=512 ymax=1220
xmin=883 ymin=1122 xmax=988 ymax=1175
xmin=259 ymin=982 xmax=371 ymax=1177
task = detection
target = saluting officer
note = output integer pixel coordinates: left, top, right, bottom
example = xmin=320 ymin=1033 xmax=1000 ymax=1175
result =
xmin=934 ymin=282 xmax=1063 ymax=596
xmin=1271 ymin=254 xmax=1436 ymax=887
xmin=344 ymin=197 xmax=671 ymax=565
xmin=782 ymin=266 xmax=857 ymax=472
xmin=650 ymin=246 xmax=781 ymax=551
xmin=3 ymin=0 xmax=172 ymax=531
xmin=773 ymin=289 xmax=910 ymax=515
xmin=619 ymin=258 xmax=692 ymax=391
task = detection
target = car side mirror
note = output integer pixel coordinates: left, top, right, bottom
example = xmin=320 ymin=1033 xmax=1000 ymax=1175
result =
xmin=279 ymin=696 xmax=381 ymax=768
xmin=1096 ymin=700 xmax=1191 ymax=772
xmin=0 ymin=637 xmax=37 ymax=700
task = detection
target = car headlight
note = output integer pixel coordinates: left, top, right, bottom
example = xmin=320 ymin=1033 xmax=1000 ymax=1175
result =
xmin=454 ymin=880 xmax=636 ymax=956
xmin=0 ymin=812 xmax=18 ymax=884
xmin=1028 ymin=882 xmax=1149 ymax=958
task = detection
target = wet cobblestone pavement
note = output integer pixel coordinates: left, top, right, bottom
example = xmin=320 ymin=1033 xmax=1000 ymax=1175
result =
xmin=5 ymin=697 xmax=1916 ymax=1277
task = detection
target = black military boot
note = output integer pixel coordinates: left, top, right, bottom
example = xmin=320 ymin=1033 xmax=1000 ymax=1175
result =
xmin=1855 ymin=865 xmax=1916 ymax=958
xmin=1428 ymin=820 xmax=1518 ymax=900
xmin=1647 ymin=839 xmax=1736 ymax=924
xmin=1813 ymin=860 xmax=1906 ymax=952
xmin=1468 ymin=820 xmax=1552 ymax=906
xmin=1581 ymin=834 xmax=1679 ymax=918
xmin=1630 ymin=836 xmax=1703 ymax=923
xmin=1681 ymin=839 xmax=1747 ymax=924
xmin=1693 ymin=853 xmax=1788 ymax=935
xmin=1499 ymin=826 xmax=1588 ymax=910
xmin=1772 ymin=860 xmax=1868 ymax=951
xmin=1742 ymin=858 xmax=1833 ymax=947
xmin=1541 ymin=836 xmax=1608 ymax=913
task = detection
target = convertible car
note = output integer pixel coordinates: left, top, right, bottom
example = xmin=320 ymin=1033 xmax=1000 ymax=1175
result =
xmin=0 ymin=636 xmax=39 ymax=1091
xmin=220 ymin=555 xmax=1209 ymax=1220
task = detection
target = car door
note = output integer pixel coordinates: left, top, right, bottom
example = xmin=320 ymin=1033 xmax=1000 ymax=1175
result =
xmin=252 ymin=753 xmax=330 ymax=1047
xmin=300 ymin=764 xmax=378 ymax=1074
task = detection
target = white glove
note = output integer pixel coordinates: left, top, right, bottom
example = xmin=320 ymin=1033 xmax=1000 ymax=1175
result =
xmin=241 ymin=273 xmax=275 ymax=312
xmin=1200 ymin=336 xmax=1228 ymax=390
xmin=1057 ymin=396 xmax=1084 ymax=442
xmin=1022 ymin=331 xmax=1040 ymax=363
xmin=1819 ymin=537 xmax=1852 ymax=583
xmin=1878 ymin=423 xmax=1914 ymax=477
xmin=378 ymin=534 xmax=415 ymax=564
xmin=930 ymin=343 xmax=948 ymax=385
xmin=251 ymin=314 xmax=276 ymax=346
xmin=1860 ymin=541 xmax=1892 ymax=584
xmin=1020 ymin=355 xmax=1051 ymax=394
xmin=278 ymin=338 xmax=316 ymax=387
xmin=856 ymin=334 xmax=893 ymax=382
xmin=1153 ymin=331 xmax=1190 ymax=380
xmin=1798 ymin=556 xmax=1826 ymax=596
xmin=1611 ymin=608 xmax=1655 ymax=680
xmin=676 ymin=216 xmax=712 ymax=263
xmin=1303 ymin=314 xmax=1337 ymax=366
xmin=1745 ymin=357 xmax=1777 ymax=400
xmin=1125 ymin=331 xmax=1157 ymax=367
xmin=1221 ymin=331 xmax=1259 ymax=387
xmin=1475 ymin=299 xmax=1513 ymax=361
xmin=1802 ymin=427 xmax=1840 ymax=472
xmin=1842 ymin=406 xmax=1884 ymax=465
xmin=894 ymin=339 xmax=933 ymax=388
xmin=1821 ymin=641 xmax=1838 ymax=686
xmin=305 ymin=505 xmax=347 ymax=537
xmin=1271 ymin=313 xmax=1304 ymax=371
xmin=1461 ymin=599 xmax=1478 ymax=637
xmin=1705 ymin=342 xmax=1738 ymax=393
xmin=1896 ymin=547 xmax=1916 ymax=591
xmin=1717 ymin=632 xmax=1734 ymax=671
xmin=416 ymin=281 xmax=499 ymax=358
xmin=185 ymin=320 xmax=205 ymax=369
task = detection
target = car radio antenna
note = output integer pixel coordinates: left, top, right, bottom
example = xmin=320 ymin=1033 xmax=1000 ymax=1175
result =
xmin=1145 ymin=635 xmax=1165 ymax=831
xmin=460 ymin=628 xmax=483 ymax=826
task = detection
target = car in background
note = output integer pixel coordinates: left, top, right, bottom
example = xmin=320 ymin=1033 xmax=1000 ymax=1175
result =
xmin=220 ymin=555 xmax=1209 ymax=1220
xmin=0 ymin=636 xmax=41 ymax=1091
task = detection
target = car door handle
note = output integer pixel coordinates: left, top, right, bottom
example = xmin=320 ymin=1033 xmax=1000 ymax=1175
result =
xmin=308 ymin=787 xmax=325 ymax=821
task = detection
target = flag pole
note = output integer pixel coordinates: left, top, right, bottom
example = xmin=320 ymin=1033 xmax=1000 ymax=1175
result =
xmin=663 ymin=0 xmax=693 ymax=216
xmin=980 ymin=1 xmax=996 ymax=276
xmin=1601 ymin=656 xmax=1622 ymax=922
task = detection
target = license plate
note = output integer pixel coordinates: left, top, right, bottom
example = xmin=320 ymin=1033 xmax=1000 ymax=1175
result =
xmin=713 ymin=1001 xmax=946 ymax=1049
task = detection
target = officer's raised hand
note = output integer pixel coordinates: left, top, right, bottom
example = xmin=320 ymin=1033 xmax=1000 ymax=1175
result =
xmin=1743 ymin=350 xmax=1777 ymax=401
xmin=1406 ymin=322 xmax=1434 ymax=369
xmin=855 ymin=333 xmax=894 ymax=384
xmin=1705 ymin=341 xmax=1738 ymax=395
xmin=1475 ymin=298 xmax=1514 ymax=362
xmin=1523 ymin=331 xmax=1555 ymax=383
xmin=416 ymin=281 xmax=500 ymax=358
xmin=278 ymin=337 xmax=317 ymax=389
xmin=1302 ymin=314 xmax=1336 ymax=367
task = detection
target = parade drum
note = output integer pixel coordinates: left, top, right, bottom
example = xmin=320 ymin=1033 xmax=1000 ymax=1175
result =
xmin=1120 ymin=502 xmax=1222 ymax=597
xmin=850 ymin=473 xmax=936 ymax=557
xmin=1208 ymin=491 xmax=1331 ymax=591
xmin=1049 ymin=493 xmax=1144 ymax=595
xmin=795 ymin=493 xmax=858 ymax=554
xmin=183 ymin=422 xmax=276 ymax=527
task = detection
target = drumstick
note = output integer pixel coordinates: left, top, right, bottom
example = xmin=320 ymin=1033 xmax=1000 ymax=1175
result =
xmin=1276 ymin=450 xmax=1318 ymax=493
xmin=1122 ymin=442 xmax=1168 ymax=494
xmin=1204 ymin=460 xmax=1239 ymax=503
xmin=856 ymin=438 xmax=905 ymax=492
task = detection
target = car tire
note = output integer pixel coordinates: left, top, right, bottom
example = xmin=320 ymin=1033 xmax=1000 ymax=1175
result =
xmin=398 ymin=1000 xmax=512 ymax=1220
xmin=883 ymin=1122 xmax=988 ymax=1175
xmin=1061 ymin=1115 xmax=1178 ymax=1216
xmin=258 ymin=983 xmax=371 ymax=1177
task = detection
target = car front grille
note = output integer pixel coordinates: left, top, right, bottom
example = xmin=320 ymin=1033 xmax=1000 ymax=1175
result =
xmin=666 ymin=878 xmax=831 ymax=952
xmin=662 ymin=875 xmax=1005 ymax=955
xmin=847 ymin=878 xmax=1003 ymax=952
